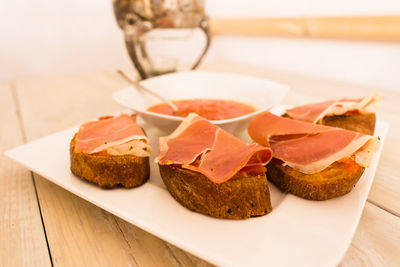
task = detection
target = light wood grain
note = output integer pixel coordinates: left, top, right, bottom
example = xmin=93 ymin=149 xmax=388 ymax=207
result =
xmin=0 ymin=83 xmax=51 ymax=267
xmin=368 ymin=138 xmax=400 ymax=216
xmin=210 ymin=16 xmax=400 ymax=41
xmin=115 ymin=216 xmax=212 ymax=267
xmin=199 ymin=62 xmax=400 ymax=217
xmin=14 ymin=72 xmax=212 ymax=267
xmin=340 ymin=202 xmax=400 ymax=266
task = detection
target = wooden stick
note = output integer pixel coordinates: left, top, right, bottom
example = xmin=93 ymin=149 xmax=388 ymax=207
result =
xmin=209 ymin=16 xmax=400 ymax=41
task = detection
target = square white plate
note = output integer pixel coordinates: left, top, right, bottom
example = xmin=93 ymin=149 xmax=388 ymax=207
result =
xmin=5 ymin=119 xmax=388 ymax=267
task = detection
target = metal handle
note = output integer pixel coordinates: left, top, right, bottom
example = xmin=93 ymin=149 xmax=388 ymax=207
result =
xmin=122 ymin=16 xmax=211 ymax=80
xmin=190 ymin=17 xmax=211 ymax=71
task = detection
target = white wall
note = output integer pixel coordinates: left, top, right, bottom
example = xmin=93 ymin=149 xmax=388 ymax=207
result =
xmin=207 ymin=0 xmax=400 ymax=91
xmin=210 ymin=36 xmax=400 ymax=91
xmin=1 ymin=0 xmax=400 ymax=92
xmin=0 ymin=0 xmax=131 ymax=79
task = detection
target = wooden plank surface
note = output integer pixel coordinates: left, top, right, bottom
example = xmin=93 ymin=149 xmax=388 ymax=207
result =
xmin=340 ymin=202 xmax=400 ymax=266
xmin=9 ymin=64 xmax=400 ymax=266
xmin=14 ymin=72 xmax=210 ymax=266
xmin=210 ymin=16 xmax=400 ymax=41
xmin=0 ymin=83 xmax=51 ymax=267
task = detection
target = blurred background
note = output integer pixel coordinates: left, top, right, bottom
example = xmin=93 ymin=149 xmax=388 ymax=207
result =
xmin=1 ymin=0 xmax=400 ymax=91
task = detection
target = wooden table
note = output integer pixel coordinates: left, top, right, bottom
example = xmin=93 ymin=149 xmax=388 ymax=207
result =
xmin=1 ymin=62 xmax=400 ymax=266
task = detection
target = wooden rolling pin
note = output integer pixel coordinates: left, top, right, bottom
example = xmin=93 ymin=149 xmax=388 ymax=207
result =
xmin=209 ymin=16 xmax=400 ymax=41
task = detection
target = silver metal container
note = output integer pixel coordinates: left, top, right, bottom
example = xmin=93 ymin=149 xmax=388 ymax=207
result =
xmin=113 ymin=0 xmax=210 ymax=79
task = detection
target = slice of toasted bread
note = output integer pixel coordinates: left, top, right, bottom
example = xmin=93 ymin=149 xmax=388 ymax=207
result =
xmin=320 ymin=113 xmax=376 ymax=135
xmin=159 ymin=164 xmax=272 ymax=219
xmin=283 ymin=112 xmax=376 ymax=135
xmin=267 ymin=158 xmax=365 ymax=200
xmin=70 ymin=135 xmax=150 ymax=188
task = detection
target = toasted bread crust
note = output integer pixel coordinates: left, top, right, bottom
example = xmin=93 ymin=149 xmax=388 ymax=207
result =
xmin=267 ymin=158 xmax=365 ymax=200
xmin=70 ymin=135 xmax=150 ymax=188
xmin=320 ymin=113 xmax=376 ymax=135
xmin=270 ymin=112 xmax=372 ymax=200
xmin=284 ymin=112 xmax=375 ymax=135
xmin=159 ymin=164 xmax=272 ymax=219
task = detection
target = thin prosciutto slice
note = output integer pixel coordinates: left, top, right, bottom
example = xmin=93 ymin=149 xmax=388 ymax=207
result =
xmin=286 ymin=94 xmax=383 ymax=123
xmin=248 ymin=112 xmax=379 ymax=174
xmin=156 ymin=113 xmax=272 ymax=183
xmin=75 ymin=114 xmax=149 ymax=154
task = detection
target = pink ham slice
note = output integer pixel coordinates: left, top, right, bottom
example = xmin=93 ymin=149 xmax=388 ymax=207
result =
xmin=157 ymin=116 xmax=217 ymax=165
xmin=157 ymin=113 xmax=272 ymax=183
xmin=75 ymin=114 xmax=146 ymax=154
xmin=286 ymin=94 xmax=383 ymax=123
xmin=248 ymin=112 xmax=379 ymax=174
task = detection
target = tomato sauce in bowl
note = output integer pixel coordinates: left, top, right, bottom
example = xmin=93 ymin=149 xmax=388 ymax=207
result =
xmin=147 ymin=99 xmax=256 ymax=120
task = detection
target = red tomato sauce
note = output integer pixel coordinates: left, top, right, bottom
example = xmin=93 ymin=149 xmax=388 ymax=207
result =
xmin=147 ymin=99 xmax=256 ymax=120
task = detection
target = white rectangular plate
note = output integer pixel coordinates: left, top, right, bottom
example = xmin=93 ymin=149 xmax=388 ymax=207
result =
xmin=5 ymin=121 xmax=388 ymax=267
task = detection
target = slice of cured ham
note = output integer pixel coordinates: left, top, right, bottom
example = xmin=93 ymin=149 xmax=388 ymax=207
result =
xmin=75 ymin=114 xmax=151 ymax=155
xmin=286 ymin=94 xmax=383 ymax=123
xmin=156 ymin=113 xmax=272 ymax=183
xmin=248 ymin=112 xmax=379 ymax=174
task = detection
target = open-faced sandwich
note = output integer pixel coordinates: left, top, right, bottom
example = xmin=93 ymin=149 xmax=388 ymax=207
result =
xmin=248 ymin=112 xmax=380 ymax=200
xmin=156 ymin=113 xmax=273 ymax=219
xmin=70 ymin=114 xmax=152 ymax=188
xmin=284 ymin=94 xmax=383 ymax=135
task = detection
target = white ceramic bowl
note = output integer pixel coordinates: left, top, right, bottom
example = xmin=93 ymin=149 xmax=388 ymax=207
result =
xmin=113 ymin=70 xmax=290 ymax=134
